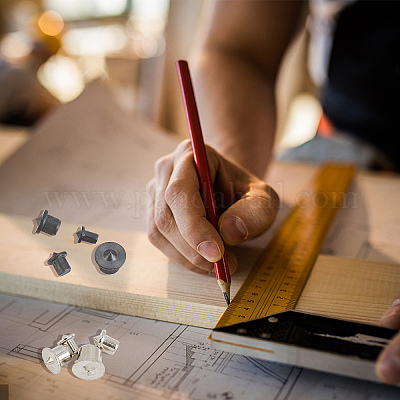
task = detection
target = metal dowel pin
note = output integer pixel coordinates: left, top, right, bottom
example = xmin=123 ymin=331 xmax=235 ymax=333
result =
xmin=72 ymin=344 xmax=105 ymax=380
xmin=48 ymin=251 xmax=71 ymax=276
xmin=76 ymin=226 xmax=99 ymax=244
xmin=57 ymin=334 xmax=79 ymax=356
xmin=95 ymin=242 xmax=126 ymax=274
xmin=93 ymin=330 xmax=119 ymax=355
xmin=42 ymin=333 xmax=78 ymax=374
xmin=42 ymin=345 xmax=72 ymax=374
xmin=35 ymin=209 xmax=61 ymax=236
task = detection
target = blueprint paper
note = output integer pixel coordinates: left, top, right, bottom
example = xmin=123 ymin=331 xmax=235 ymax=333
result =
xmin=1 ymin=293 xmax=399 ymax=400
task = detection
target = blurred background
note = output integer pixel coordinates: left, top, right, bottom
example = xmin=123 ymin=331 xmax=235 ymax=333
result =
xmin=0 ymin=0 xmax=321 ymax=162
xmin=0 ymin=0 xmax=172 ymax=117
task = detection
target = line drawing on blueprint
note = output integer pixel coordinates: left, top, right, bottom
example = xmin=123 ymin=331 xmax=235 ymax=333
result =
xmin=1 ymin=293 xmax=400 ymax=400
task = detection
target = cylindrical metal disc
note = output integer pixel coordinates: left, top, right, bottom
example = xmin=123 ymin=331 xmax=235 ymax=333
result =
xmin=95 ymin=242 xmax=126 ymax=274
xmin=42 ymin=346 xmax=70 ymax=374
xmin=72 ymin=345 xmax=105 ymax=380
xmin=72 ymin=359 xmax=105 ymax=380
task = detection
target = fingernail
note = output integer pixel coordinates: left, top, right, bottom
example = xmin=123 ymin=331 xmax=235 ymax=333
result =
xmin=197 ymin=241 xmax=222 ymax=262
xmin=376 ymin=354 xmax=400 ymax=384
xmin=380 ymin=307 xmax=400 ymax=329
xmin=220 ymin=216 xmax=248 ymax=245
xmin=392 ymin=298 xmax=400 ymax=307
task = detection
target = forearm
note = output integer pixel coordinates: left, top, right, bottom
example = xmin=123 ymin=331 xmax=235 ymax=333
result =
xmin=192 ymin=49 xmax=277 ymax=179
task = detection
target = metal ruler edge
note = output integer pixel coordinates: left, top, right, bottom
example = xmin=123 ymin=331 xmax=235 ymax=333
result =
xmin=214 ymin=162 xmax=356 ymax=329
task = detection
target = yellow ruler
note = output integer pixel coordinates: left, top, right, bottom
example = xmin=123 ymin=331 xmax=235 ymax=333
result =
xmin=215 ymin=163 xmax=356 ymax=329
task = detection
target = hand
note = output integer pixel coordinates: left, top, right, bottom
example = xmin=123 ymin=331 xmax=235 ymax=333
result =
xmin=146 ymin=140 xmax=279 ymax=274
xmin=376 ymin=291 xmax=400 ymax=384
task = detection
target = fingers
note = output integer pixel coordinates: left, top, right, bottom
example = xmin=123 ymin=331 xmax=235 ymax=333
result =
xmin=375 ymin=292 xmax=400 ymax=384
xmin=147 ymin=139 xmax=279 ymax=275
xmin=376 ymin=331 xmax=400 ymax=385
xmin=207 ymin=151 xmax=279 ymax=246
xmin=380 ymin=293 xmax=400 ymax=330
xmin=147 ymin=178 xmax=215 ymax=273
xmin=163 ymin=149 xmax=225 ymax=263
xmin=219 ymin=183 xmax=279 ymax=246
xmin=147 ymin=178 xmax=211 ymax=274
xmin=147 ymin=140 xmax=228 ymax=274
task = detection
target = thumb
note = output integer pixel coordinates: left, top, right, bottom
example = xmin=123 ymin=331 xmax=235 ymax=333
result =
xmin=380 ymin=292 xmax=400 ymax=330
xmin=218 ymin=184 xmax=279 ymax=246
xmin=375 ymin=331 xmax=400 ymax=385
xmin=375 ymin=293 xmax=400 ymax=384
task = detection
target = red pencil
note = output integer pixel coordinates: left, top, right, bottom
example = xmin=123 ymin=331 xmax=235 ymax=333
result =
xmin=176 ymin=60 xmax=231 ymax=306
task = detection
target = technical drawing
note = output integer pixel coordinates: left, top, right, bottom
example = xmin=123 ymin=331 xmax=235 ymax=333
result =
xmin=1 ymin=293 xmax=400 ymax=400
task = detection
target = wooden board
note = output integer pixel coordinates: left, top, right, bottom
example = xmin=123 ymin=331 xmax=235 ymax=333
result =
xmin=296 ymin=255 xmax=400 ymax=325
xmin=0 ymin=80 xmax=400 ymax=329
xmin=0 ymin=212 xmax=399 ymax=329
xmin=0 ymin=213 xmax=247 ymax=328
xmin=0 ymin=80 xmax=181 ymax=232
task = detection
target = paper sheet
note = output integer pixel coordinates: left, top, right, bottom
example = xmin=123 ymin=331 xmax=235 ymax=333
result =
xmin=1 ymin=293 xmax=399 ymax=400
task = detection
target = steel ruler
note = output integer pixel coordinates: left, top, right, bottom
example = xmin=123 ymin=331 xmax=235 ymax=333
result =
xmin=215 ymin=163 xmax=356 ymax=329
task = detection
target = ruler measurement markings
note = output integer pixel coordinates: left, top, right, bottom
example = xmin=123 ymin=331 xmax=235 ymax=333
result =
xmin=256 ymin=218 xmax=304 ymax=315
xmin=215 ymin=164 xmax=356 ymax=329
xmin=250 ymin=238 xmax=292 ymax=318
xmin=259 ymin=255 xmax=293 ymax=316
xmin=254 ymin=256 xmax=287 ymax=315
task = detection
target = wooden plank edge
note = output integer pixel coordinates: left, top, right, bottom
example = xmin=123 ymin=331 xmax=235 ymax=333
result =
xmin=0 ymin=272 xmax=225 ymax=329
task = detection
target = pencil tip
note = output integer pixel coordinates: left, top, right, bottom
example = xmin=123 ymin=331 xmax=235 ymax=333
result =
xmin=224 ymin=292 xmax=230 ymax=306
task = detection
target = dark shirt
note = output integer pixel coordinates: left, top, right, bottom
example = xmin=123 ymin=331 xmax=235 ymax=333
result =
xmin=321 ymin=1 xmax=400 ymax=169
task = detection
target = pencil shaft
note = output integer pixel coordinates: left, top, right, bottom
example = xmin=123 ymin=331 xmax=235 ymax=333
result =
xmin=176 ymin=60 xmax=231 ymax=301
xmin=176 ymin=61 xmax=218 ymax=226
